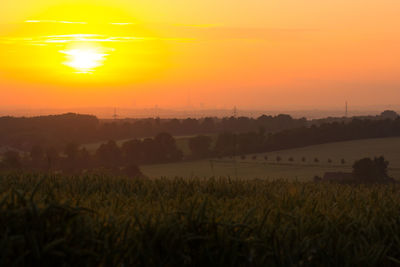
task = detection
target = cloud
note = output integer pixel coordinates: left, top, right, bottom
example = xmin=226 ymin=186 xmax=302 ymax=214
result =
xmin=24 ymin=20 xmax=87 ymax=24
xmin=172 ymin=23 xmax=221 ymax=28
xmin=161 ymin=25 xmax=318 ymax=41
xmin=0 ymin=34 xmax=194 ymax=46
xmin=1 ymin=21 xmax=316 ymax=47
xmin=110 ymin=23 xmax=135 ymax=26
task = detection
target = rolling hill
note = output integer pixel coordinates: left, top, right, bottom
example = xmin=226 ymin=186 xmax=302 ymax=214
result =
xmin=141 ymin=137 xmax=400 ymax=180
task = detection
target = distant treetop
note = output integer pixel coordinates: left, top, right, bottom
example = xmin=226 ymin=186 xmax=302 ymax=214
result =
xmin=380 ymin=110 xmax=398 ymax=120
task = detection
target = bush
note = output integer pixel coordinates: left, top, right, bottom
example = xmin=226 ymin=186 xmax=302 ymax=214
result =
xmin=188 ymin=135 xmax=212 ymax=158
xmin=313 ymin=175 xmax=322 ymax=182
xmin=352 ymin=156 xmax=391 ymax=182
xmin=122 ymin=163 xmax=145 ymax=178
xmin=1 ymin=150 xmax=21 ymax=170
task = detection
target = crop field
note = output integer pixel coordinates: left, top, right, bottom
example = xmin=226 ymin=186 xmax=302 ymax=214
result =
xmin=142 ymin=137 xmax=400 ymax=180
xmin=1 ymin=174 xmax=400 ymax=266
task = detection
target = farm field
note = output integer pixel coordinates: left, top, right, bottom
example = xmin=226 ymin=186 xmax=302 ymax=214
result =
xmin=142 ymin=137 xmax=400 ymax=180
xmin=2 ymin=174 xmax=400 ymax=266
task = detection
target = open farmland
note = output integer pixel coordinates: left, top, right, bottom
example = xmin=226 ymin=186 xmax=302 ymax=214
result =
xmin=142 ymin=137 xmax=400 ymax=180
xmin=2 ymin=174 xmax=400 ymax=266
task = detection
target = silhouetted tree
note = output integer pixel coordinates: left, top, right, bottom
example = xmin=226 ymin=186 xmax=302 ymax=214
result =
xmin=122 ymin=163 xmax=144 ymax=178
xmin=164 ymin=119 xmax=181 ymax=134
xmin=64 ymin=143 xmax=79 ymax=161
xmin=2 ymin=150 xmax=21 ymax=170
xmin=353 ymin=156 xmax=390 ymax=182
xmin=141 ymin=138 xmax=159 ymax=163
xmin=96 ymin=140 xmax=121 ymax=168
xmin=182 ymin=118 xmax=199 ymax=134
xmin=188 ymin=135 xmax=213 ymax=158
xmin=214 ymin=132 xmax=236 ymax=156
xmin=63 ymin=143 xmax=80 ymax=173
xmin=30 ymin=145 xmax=45 ymax=169
xmin=77 ymin=147 xmax=91 ymax=170
xmin=30 ymin=145 xmax=44 ymax=162
xmin=45 ymin=147 xmax=59 ymax=170
xmin=380 ymin=110 xmax=398 ymax=120
xmin=313 ymin=175 xmax=322 ymax=182
xmin=154 ymin=132 xmax=183 ymax=162
xmin=201 ymin=117 xmax=216 ymax=133
xmin=237 ymin=132 xmax=261 ymax=154
xmin=122 ymin=139 xmax=143 ymax=164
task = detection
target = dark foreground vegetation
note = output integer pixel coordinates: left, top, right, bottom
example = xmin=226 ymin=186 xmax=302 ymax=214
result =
xmin=2 ymin=174 xmax=400 ymax=266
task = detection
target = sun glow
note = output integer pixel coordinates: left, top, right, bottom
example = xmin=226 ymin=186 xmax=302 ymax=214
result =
xmin=61 ymin=48 xmax=108 ymax=73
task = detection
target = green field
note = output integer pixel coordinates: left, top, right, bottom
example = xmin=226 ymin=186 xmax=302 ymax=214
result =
xmin=2 ymin=174 xmax=400 ymax=266
xmin=142 ymin=137 xmax=400 ymax=180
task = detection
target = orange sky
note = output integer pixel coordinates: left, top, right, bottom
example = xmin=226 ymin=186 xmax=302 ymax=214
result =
xmin=0 ymin=0 xmax=400 ymax=110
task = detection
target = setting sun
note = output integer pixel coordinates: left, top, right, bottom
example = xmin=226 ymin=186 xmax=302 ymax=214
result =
xmin=61 ymin=48 xmax=108 ymax=73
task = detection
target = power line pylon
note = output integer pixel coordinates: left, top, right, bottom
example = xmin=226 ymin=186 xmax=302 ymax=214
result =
xmin=113 ymin=107 xmax=118 ymax=120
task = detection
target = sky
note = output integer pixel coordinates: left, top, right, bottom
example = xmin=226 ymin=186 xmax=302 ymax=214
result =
xmin=0 ymin=0 xmax=400 ymax=111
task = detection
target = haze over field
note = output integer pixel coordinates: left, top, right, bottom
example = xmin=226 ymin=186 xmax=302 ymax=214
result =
xmin=1 ymin=0 xmax=400 ymax=111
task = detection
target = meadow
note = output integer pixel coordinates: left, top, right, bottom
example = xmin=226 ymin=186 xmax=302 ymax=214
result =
xmin=141 ymin=137 xmax=400 ymax=180
xmin=1 ymin=174 xmax=400 ymax=266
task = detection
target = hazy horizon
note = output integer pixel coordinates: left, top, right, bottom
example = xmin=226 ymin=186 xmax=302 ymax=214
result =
xmin=0 ymin=105 xmax=397 ymax=119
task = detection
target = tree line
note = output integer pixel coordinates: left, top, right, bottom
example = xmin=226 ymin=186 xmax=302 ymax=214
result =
xmin=2 ymin=115 xmax=400 ymax=174
xmin=0 ymin=113 xmax=306 ymax=151
xmin=1 ymin=111 xmax=397 ymax=153
xmin=0 ymin=132 xmax=186 ymax=177
xmin=194 ymin=117 xmax=400 ymax=158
